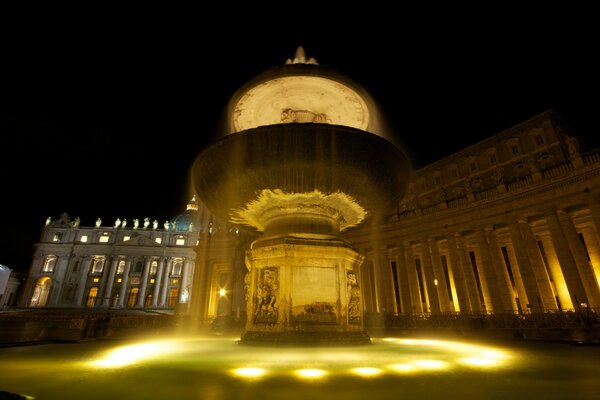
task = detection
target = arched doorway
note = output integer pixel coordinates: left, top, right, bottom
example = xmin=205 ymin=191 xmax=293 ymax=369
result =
xmin=29 ymin=277 xmax=52 ymax=307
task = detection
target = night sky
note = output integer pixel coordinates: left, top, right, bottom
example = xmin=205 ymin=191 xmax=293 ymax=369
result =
xmin=1 ymin=11 xmax=598 ymax=272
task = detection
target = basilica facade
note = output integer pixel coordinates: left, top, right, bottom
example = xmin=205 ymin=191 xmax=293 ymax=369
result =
xmin=19 ymin=110 xmax=600 ymax=325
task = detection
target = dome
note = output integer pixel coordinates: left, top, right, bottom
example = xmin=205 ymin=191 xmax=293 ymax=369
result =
xmin=169 ymin=195 xmax=201 ymax=232
xmin=170 ymin=213 xmax=200 ymax=232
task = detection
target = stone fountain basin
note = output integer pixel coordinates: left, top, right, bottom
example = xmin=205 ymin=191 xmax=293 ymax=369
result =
xmin=192 ymin=123 xmax=410 ymax=232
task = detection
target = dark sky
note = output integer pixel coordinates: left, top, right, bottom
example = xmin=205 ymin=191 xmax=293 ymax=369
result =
xmin=1 ymin=11 xmax=598 ymax=271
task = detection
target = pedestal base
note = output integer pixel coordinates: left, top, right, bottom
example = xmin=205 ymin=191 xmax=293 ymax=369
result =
xmin=242 ymin=234 xmax=366 ymax=344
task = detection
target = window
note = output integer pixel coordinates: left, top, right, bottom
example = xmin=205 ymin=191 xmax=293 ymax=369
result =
xmin=172 ymin=261 xmax=182 ymax=276
xmin=92 ymin=277 xmax=100 ymax=283
xmin=489 ymin=153 xmax=497 ymax=164
xmin=116 ymin=260 xmax=125 ymax=274
xmin=176 ymin=238 xmax=185 ymax=246
xmin=80 ymin=235 xmax=88 ymax=243
xmin=150 ymin=261 xmax=158 ymax=275
xmin=155 ymin=237 xmax=162 ymax=244
xmin=91 ymin=258 xmax=104 ymax=274
xmin=535 ymin=134 xmax=545 ymax=146
xmin=531 ymin=128 xmax=545 ymax=146
xmin=507 ymin=138 xmax=521 ymax=156
xmin=42 ymin=256 xmax=57 ymax=273
xmin=467 ymin=157 xmax=478 ymax=173
xmin=123 ymin=236 xmax=130 ymax=242
xmin=133 ymin=261 xmax=143 ymax=274
xmin=168 ymin=288 xmax=179 ymax=308
xmin=150 ymin=278 xmax=155 ymax=284
xmin=450 ymin=166 xmax=459 ymax=180
xmin=433 ymin=171 xmax=441 ymax=186
xmin=52 ymin=233 xmax=63 ymax=242
xmin=99 ymin=234 xmax=110 ymax=243
xmin=86 ymin=287 xmax=99 ymax=308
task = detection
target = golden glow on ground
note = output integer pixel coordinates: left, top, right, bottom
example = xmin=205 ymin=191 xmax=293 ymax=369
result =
xmin=387 ymin=363 xmax=416 ymax=373
xmin=231 ymin=189 xmax=367 ymax=231
xmin=294 ymin=369 xmax=328 ymax=379
xmin=230 ymin=367 xmax=268 ymax=379
xmin=87 ymin=340 xmax=182 ymax=368
xmin=85 ymin=336 xmax=513 ymax=379
xmin=350 ymin=367 xmax=383 ymax=377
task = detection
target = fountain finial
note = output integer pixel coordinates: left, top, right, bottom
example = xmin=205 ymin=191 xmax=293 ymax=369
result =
xmin=285 ymin=46 xmax=318 ymax=65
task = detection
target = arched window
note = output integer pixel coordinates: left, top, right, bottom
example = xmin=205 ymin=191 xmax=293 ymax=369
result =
xmin=127 ymin=288 xmax=139 ymax=307
xmin=42 ymin=256 xmax=57 ymax=273
xmin=86 ymin=287 xmax=99 ymax=307
xmin=171 ymin=261 xmax=182 ymax=276
xmin=91 ymin=258 xmax=105 ymax=273
xmin=150 ymin=260 xmax=158 ymax=275
xmin=116 ymin=260 xmax=126 ymax=274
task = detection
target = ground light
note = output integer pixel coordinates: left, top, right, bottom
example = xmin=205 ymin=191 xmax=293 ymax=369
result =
xmin=1 ymin=335 xmax=599 ymax=400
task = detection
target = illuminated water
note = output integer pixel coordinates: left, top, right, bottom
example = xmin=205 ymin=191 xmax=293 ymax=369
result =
xmin=1 ymin=336 xmax=599 ymax=400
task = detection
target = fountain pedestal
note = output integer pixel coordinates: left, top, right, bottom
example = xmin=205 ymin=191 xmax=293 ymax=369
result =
xmin=241 ymin=234 xmax=368 ymax=344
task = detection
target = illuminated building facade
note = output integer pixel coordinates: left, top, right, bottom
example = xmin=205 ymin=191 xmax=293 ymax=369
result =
xmin=346 ymin=110 xmax=600 ymax=316
xmin=20 ymin=196 xmax=204 ymax=310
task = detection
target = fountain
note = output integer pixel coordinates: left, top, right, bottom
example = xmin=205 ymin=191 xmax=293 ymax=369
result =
xmin=192 ymin=47 xmax=410 ymax=344
xmin=3 ymin=49 xmax=600 ymax=400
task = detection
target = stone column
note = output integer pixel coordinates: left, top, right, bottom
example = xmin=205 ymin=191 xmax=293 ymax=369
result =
xmin=74 ymin=256 xmax=92 ymax=307
xmin=159 ymin=258 xmax=172 ymax=307
xmin=557 ymin=210 xmax=600 ymax=308
xmin=152 ymin=257 xmax=166 ymax=306
xmin=456 ymin=233 xmax=483 ymax=312
xmin=48 ymin=256 xmax=70 ymax=306
xmin=381 ymin=247 xmax=398 ymax=314
xmin=404 ymin=242 xmax=423 ymax=313
xmin=517 ymin=219 xmax=557 ymax=310
xmin=475 ymin=228 xmax=508 ymax=313
xmin=180 ymin=259 xmax=193 ymax=306
xmin=446 ymin=234 xmax=472 ymax=313
xmin=117 ymin=258 xmax=132 ymax=307
xmin=101 ymin=257 xmax=119 ymax=306
xmin=395 ymin=240 xmax=413 ymax=314
xmin=545 ymin=209 xmax=591 ymax=309
xmin=189 ymin=227 xmax=211 ymax=321
xmin=429 ymin=237 xmax=451 ymax=312
xmin=372 ymin=247 xmax=387 ymax=313
xmin=137 ymin=257 xmax=153 ymax=307
xmin=420 ymin=237 xmax=441 ymax=314
xmin=486 ymin=228 xmax=517 ymax=312
xmin=359 ymin=255 xmax=375 ymax=313
xmin=508 ymin=218 xmax=544 ymax=312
